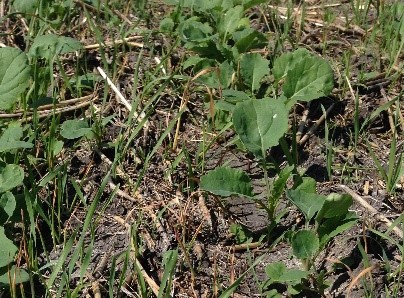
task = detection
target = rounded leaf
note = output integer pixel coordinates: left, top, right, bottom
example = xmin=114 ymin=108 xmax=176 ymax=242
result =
xmin=29 ymin=34 xmax=83 ymax=59
xmin=0 ymin=192 xmax=16 ymax=223
xmin=273 ymin=48 xmax=334 ymax=103
xmin=0 ymin=164 xmax=24 ymax=193
xmin=0 ymin=265 xmax=29 ymax=286
xmin=315 ymin=193 xmax=353 ymax=222
xmin=283 ymin=56 xmax=334 ymax=102
xmin=0 ymin=227 xmax=17 ymax=267
xmin=160 ymin=18 xmax=174 ymax=33
xmin=60 ymin=119 xmax=92 ymax=139
xmin=233 ymin=98 xmax=289 ymax=159
xmin=239 ymin=53 xmax=269 ymax=92
xmin=13 ymin=0 xmax=38 ymax=14
xmin=0 ymin=47 xmax=30 ymax=110
xmin=291 ymin=230 xmax=319 ymax=260
xmin=200 ymin=166 xmax=253 ymax=197
xmin=178 ymin=19 xmax=212 ymax=43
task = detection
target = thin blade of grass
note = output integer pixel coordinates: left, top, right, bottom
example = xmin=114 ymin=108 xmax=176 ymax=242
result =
xmin=366 ymin=140 xmax=388 ymax=183
xmin=158 ymin=249 xmax=178 ymax=298
xmin=219 ymin=255 xmax=264 ymax=298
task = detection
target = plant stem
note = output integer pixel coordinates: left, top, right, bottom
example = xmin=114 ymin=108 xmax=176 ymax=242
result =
xmin=261 ymin=156 xmax=275 ymax=222
xmin=279 ymin=136 xmax=294 ymax=166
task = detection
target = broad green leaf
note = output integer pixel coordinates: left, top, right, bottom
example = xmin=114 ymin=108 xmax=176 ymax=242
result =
xmin=222 ymin=89 xmax=250 ymax=103
xmin=0 ymin=192 xmax=16 ymax=223
xmin=188 ymin=58 xmax=216 ymax=73
xmin=239 ymin=53 xmax=269 ymax=92
xmin=13 ymin=0 xmax=37 ymax=14
xmin=278 ymin=269 xmax=309 ymax=282
xmin=318 ymin=211 xmax=358 ymax=249
xmin=0 ymin=164 xmax=24 ymax=193
xmin=197 ymin=60 xmax=233 ymax=88
xmin=233 ymin=98 xmax=288 ymax=159
xmin=0 ymin=122 xmax=33 ymax=152
xmin=272 ymin=48 xmax=311 ymax=82
xmin=220 ymin=0 xmax=236 ymax=11
xmin=266 ymin=262 xmax=308 ymax=282
xmin=291 ymin=230 xmax=319 ymax=259
xmin=265 ymin=262 xmax=286 ymax=281
xmin=28 ymin=34 xmax=83 ymax=59
xmin=315 ymin=193 xmax=353 ymax=222
xmin=233 ymin=28 xmax=267 ymax=55
xmin=273 ymin=48 xmax=334 ymax=102
xmin=286 ymin=189 xmax=325 ymax=222
xmin=200 ymin=166 xmax=253 ymax=197
xmin=219 ymin=5 xmax=243 ymax=39
xmin=213 ymin=108 xmax=233 ymax=129
xmin=183 ymin=56 xmax=206 ymax=69
xmin=271 ymin=165 xmax=293 ymax=202
xmin=218 ymin=60 xmax=234 ymax=88
xmin=0 ymin=227 xmax=17 ymax=267
xmin=0 ymin=48 xmax=30 ymax=110
xmin=60 ymin=119 xmax=92 ymax=139
xmin=69 ymin=73 xmax=100 ymax=92
xmin=159 ymin=17 xmax=175 ymax=32
xmin=214 ymin=101 xmax=235 ymax=112
xmin=287 ymin=283 xmax=304 ymax=296
xmin=283 ymin=53 xmax=334 ymax=102
xmin=51 ymin=140 xmax=64 ymax=156
xmin=295 ymin=177 xmax=317 ymax=194
xmin=165 ymin=0 xmax=221 ymax=10
xmin=178 ymin=19 xmax=213 ymax=43
xmin=191 ymin=40 xmax=228 ymax=61
xmin=264 ymin=289 xmax=282 ymax=298
xmin=0 ymin=265 xmax=29 ymax=286
xmin=230 ymin=223 xmax=253 ymax=244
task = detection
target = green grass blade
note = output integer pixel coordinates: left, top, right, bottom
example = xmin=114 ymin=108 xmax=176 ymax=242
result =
xmin=158 ymin=249 xmax=178 ymax=298
xmin=219 ymin=255 xmax=264 ymax=298
xmin=46 ymin=230 xmax=77 ymax=289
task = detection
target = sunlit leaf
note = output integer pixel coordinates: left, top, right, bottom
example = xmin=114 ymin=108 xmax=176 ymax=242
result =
xmin=0 ymin=227 xmax=17 ymax=267
xmin=200 ymin=166 xmax=253 ymax=197
xmin=0 ymin=48 xmax=30 ymax=110
xmin=291 ymin=230 xmax=319 ymax=259
xmin=0 ymin=164 xmax=24 ymax=193
xmin=233 ymin=98 xmax=288 ymax=159
xmin=239 ymin=53 xmax=269 ymax=92
xmin=60 ymin=119 xmax=92 ymax=139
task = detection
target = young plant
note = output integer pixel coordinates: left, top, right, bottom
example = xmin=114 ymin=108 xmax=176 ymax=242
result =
xmin=196 ymin=44 xmax=350 ymax=296
xmin=162 ymin=0 xmax=268 ymax=129
xmin=200 ymin=47 xmax=334 ymax=226
xmin=367 ymin=137 xmax=403 ymax=195
xmin=262 ymin=178 xmax=358 ymax=296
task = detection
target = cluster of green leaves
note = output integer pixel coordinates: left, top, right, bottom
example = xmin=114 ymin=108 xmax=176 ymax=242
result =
xmin=13 ymin=0 xmax=76 ymax=28
xmin=262 ymin=178 xmax=357 ymax=296
xmin=201 ymin=170 xmax=358 ymax=296
xmin=197 ymin=46 xmax=336 ymax=220
xmin=160 ymin=0 xmax=269 ymax=128
xmin=0 ymin=126 xmax=31 ymax=285
xmin=161 ymin=0 xmax=359 ymax=295
xmin=0 ymin=1 xmax=92 ymax=286
xmin=162 ymin=0 xmax=334 ymax=128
